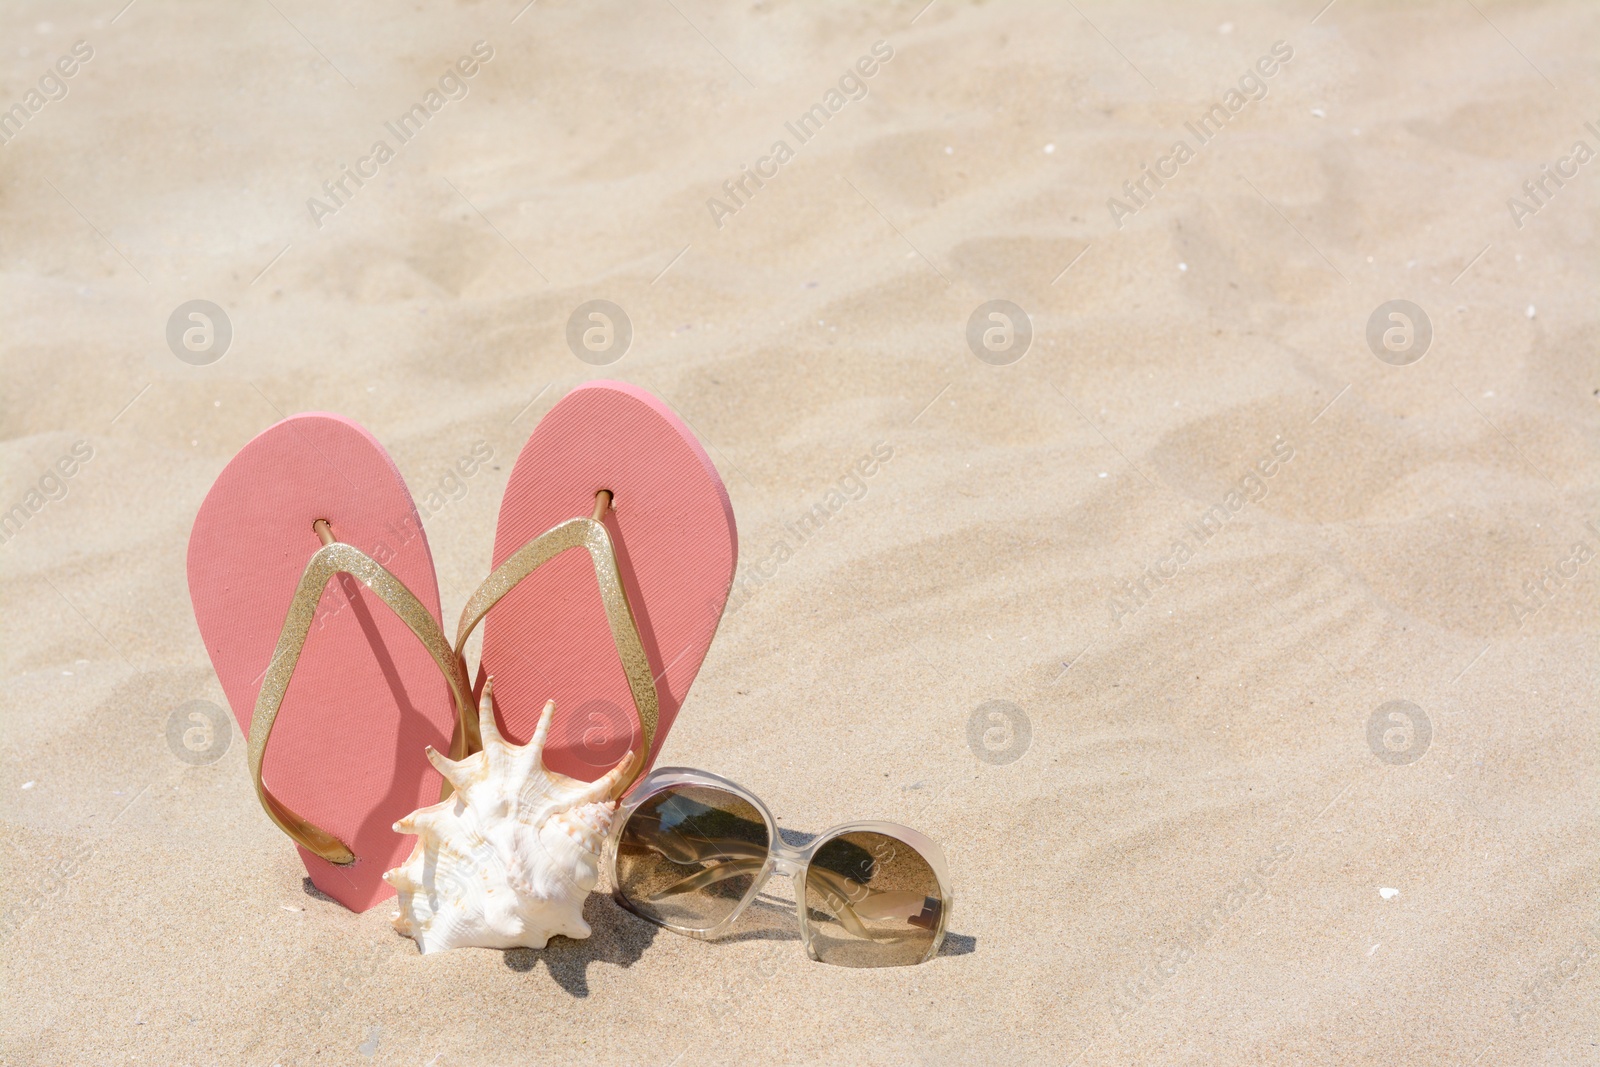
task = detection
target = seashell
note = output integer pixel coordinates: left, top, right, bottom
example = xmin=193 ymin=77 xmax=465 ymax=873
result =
xmin=384 ymin=678 xmax=633 ymax=953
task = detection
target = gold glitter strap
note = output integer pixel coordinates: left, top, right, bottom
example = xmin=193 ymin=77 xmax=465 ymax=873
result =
xmin=454 ymin=499 xmax=658 ymax=789
xmin=249 ymin=532 xmax=475 ymax=865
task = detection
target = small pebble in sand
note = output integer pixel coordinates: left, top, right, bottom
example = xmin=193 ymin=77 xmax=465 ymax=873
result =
xmin=1525 ymin=305 xmax=1536 ymax=319
xmin=1043 ymin=143 xmax=1055 ymax=154
xmin=1098 ymin=472 xmax=1108 ymax=478
xmin=1379 ymin=887 xmax=1399 ymax=900
xmin=21 ymin=781 xmax=35 ymax=790
xmin=1311 ymin=107 xmax=1325 ymax=118
xmin=1177 ymin=262 xmax=1187 ymax=272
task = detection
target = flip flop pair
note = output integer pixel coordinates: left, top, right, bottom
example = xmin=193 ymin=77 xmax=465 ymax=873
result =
xmin=187 ymin=382 xmax=737 ymax=911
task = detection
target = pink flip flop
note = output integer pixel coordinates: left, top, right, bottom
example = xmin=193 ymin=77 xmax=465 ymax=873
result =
xmin=188 ymin=414 xmax=473 ymax=912
xmin=455 ymin=381 xmax=737 ymax=786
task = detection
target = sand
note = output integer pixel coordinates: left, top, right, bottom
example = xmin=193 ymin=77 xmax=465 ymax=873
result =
xmin=2 ymin=1 xmax=1597 ymax=1063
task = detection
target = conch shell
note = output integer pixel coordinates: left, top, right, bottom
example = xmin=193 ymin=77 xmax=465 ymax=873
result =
xmin=384 ymin=678 xmax=632 ymax=953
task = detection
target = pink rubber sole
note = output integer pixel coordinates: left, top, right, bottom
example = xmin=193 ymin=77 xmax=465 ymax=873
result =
xmin=187 ymin=414 xmax=456 ymax=911
xmin=481 ymin=381 xmax=737 ymax=783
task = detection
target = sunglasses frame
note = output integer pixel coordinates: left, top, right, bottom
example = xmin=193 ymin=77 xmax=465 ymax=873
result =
xmin=602 ymin=767 xmax=953 ymax=965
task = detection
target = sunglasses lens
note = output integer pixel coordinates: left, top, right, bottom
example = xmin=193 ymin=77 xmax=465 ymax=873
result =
xmin=614 ymin=785 xmax=771 ymax=931
xmin=803 ymin=831 xmax=944 ymax=967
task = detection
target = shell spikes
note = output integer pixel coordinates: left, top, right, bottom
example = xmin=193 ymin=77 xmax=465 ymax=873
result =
xmin=384 ymin=677 xmax=634 ymax=953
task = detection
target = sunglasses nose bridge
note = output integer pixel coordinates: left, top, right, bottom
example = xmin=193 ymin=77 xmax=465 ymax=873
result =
xmin=765 ymin=836 xmax=805 ymax=879
xmin=768 ymin=855 xmax=803 ymax=879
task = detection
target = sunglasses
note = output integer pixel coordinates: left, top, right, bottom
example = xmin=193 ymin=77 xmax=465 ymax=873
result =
xmin=603 ymin=768 xmax=953 ymax=967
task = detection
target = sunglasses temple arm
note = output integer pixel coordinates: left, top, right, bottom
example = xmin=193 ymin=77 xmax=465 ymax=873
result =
xmin=649 ymin=857 xmax=765 ymax=899
xmin=803 ymin=867 xmax=879 ymax=939
xmin=637 ymin=831 xmax=769 ymax=866
xmin=635 ymin=831 xmax=929 ymax=941
xmin=649 ymin=857 xmax=880 ymax=940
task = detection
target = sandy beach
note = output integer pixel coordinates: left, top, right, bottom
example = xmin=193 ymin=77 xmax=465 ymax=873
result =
xmin=2 ymin=1 xmax=1597 ymax=1063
